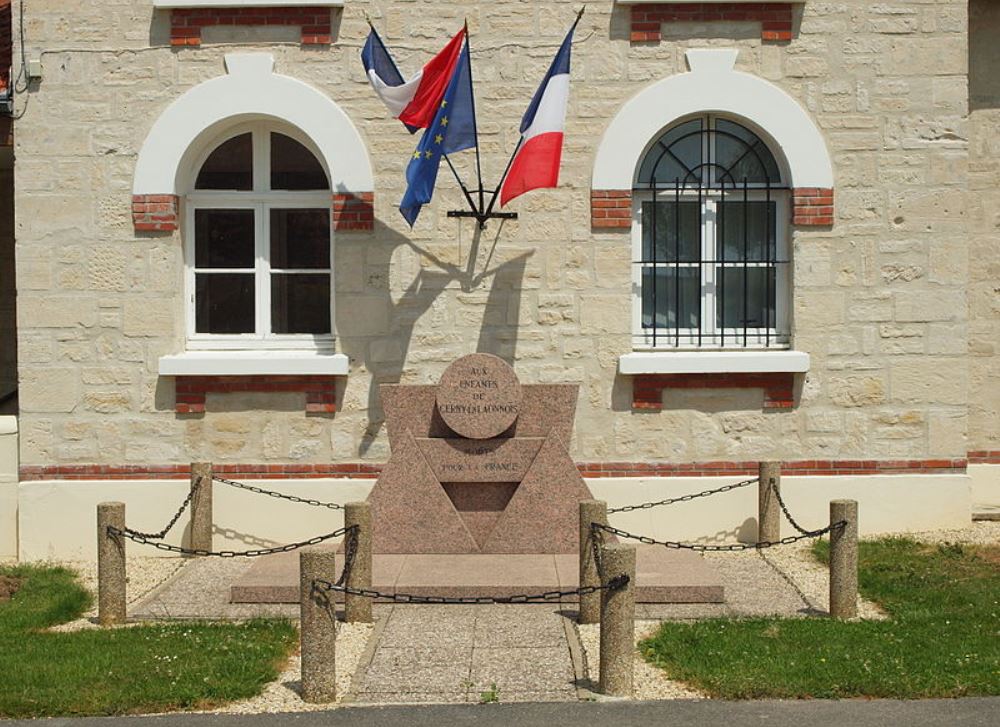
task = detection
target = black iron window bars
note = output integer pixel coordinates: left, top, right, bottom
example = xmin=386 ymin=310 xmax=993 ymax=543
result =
xmin=634 ymin=116 xmax=791 ymax=350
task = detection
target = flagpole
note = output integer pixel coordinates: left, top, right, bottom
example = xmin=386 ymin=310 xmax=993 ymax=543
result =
xmin=462 ymin=20 xmax=485 ymax=215
xmin=483 ymin=7 xmax=586 ymax=220
xmin=443 ymin=152 xmax=481 ymax=217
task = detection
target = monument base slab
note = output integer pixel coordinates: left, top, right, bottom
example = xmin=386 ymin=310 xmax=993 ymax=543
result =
xmin=230 ymin=547 xmax=725 ymax=604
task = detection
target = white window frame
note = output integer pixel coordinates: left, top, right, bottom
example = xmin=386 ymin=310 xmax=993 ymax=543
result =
xmin=184 ymin=121 xmax=335 ymax=352
xmin=631 ymin=115 xmax=791 ymax=351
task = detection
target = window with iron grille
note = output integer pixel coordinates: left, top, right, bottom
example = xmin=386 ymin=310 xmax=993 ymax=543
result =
xmin=632 ymin=115 xmax=790 ymax=350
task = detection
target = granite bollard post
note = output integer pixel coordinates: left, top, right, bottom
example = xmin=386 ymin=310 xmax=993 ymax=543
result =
xmin=344 ymin=501 xmax=372 ymax=623
xmin=97 ymin=501 xmax=126 ymax=626
xmin=579 ymin=499 xmax=608 ymax=625
xmin=599 ymin=542 xmax=636 ymax=697
xmin=758 ymin=461 xmax=781 ymax=543
xmin=829 ymin=499 xmax=859 ymax=619
xmin=300 ymin=549 xmax=338 ymax=703
xmin=190 ymin=462 xmax=213 ymax=552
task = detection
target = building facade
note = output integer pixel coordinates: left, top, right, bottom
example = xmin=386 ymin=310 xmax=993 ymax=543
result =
xmin=0 ymin=0 xmax=997 ymax=559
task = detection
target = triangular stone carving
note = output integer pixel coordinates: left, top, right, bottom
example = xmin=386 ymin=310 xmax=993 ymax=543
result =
xmin=367 ymin=430 xmax=479 ymax=554
xmin=481 ymin=432 xmax=593 ymax=554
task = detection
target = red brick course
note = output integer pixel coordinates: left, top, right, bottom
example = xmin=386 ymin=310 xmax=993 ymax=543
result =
xmin=968 ymin=450 xmax=1000 ymax=465
xmin=19 ymin=457 xmax=968 ymax=481
xmin=591 ymin=190 xmax=632 ymax=229
xmin=629 ymin=3 xmax=795 ymax=43
xmin=172 ymin=375 xmax=338 ymax=414
xmin=169 ymin=6 xmax=333 ymax=47
xmin=792 ymin=187 xmax=834 ymax=226
xmin=132 ymin=194 xmax=180 ymax=232
xmin=332 ymin=192 xmax=374 ymax=232
xmin=632 ymin=372 xmax=796 ymax=410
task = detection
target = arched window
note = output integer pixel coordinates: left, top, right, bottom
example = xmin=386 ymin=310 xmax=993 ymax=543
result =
xmin=185 ymin=123 xmax=333 ymax=348
xmin=633 ymin=115 xmax=790 ymax=350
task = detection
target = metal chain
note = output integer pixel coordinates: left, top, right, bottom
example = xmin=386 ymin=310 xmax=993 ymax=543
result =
xmin=212 ymin=475 xmax=346 ymax=510
xmin=312 ymin=573 xmax=631 ymax=605
xmin=606 ymin=476 xmax=759 ymax=514
xmin=107 ymin=524 xmax=357 ymax=558
xmin=771 ymin=484 xmax=829 ymax=537
xmin=589 ymin=523 xmax=606 ymax=579
xmin=124 ymin=476 xmax=201 ymax=541
xmin=336 ymin=527 xmax=359 ymax=587
xmin=592 ymin=521 xmax=845 ymax=552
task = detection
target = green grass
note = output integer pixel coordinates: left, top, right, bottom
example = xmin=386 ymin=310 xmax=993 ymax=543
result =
xmin=0 ymin=563 xmax=298 ymax=718
xmin=640 ymin=538 xmax=1000 ymax=699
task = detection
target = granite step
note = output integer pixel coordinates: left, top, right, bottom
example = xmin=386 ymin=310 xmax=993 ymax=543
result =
xmin=230 ymin=547 xmax=725 ymax=604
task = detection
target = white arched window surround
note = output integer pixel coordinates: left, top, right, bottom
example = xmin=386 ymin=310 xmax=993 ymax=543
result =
xmin=596 ymin=49 xmax=830 ymax=375
xmin=142 ymin=54 xmax=370 ymax=376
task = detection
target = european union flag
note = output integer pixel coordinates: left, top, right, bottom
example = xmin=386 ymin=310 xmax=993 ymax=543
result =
xmin=399 ymin=37 xmax=477 ymax=227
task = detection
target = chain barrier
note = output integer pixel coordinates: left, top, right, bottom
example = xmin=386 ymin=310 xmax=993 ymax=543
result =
xmin=606 ymin=476 xmax=759 ymax=514
xmin=312 ymin=573 xmax=631 ymax=605
xmin=107 ymin=524 xmax=357 ymax=558
xmin=771 ymin=484 xmax=830 ymax=537
xmin=211 ymin=475 xmax=346 ymax=510
xmin=591 ymin=521 xmax=845 ymax=552
xmin=124 ymin=476 xmax=201 ymax=541
xmin=590 ymin=522 xmax=606 ymax=579
xmin=336 ymin=527 xmax=359 ymax=588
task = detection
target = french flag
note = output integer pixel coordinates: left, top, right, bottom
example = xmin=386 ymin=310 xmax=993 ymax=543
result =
xmin=362 ymin=26 xmax=466 ymax=131
xmin=500 ymin=25 xmax=575 ymax=207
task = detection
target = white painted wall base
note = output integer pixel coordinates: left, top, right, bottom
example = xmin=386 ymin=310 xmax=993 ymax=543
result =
xmin=16 ymin=473 xmax=971 ymax=561
xmin=0 ymin=416 xmax=17 ymax=559
xmin=970 ymin=464 xmax=1000 ymax=507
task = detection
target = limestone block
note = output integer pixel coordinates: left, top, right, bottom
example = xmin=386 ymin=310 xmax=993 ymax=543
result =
xmin=123 ymin=299 xmax=176 ymax=337
xmin=829 ymin=376 xmax=887 ymax=408
xmin=20 ymin=368 xmax=81 ymax=413
xmin=18 ymin=296 xmax=97 ymax=328
xmin=891 ymin=360 xmax=968 ymax=405
xmin=894 ymin=290 xmax=966 ymax=323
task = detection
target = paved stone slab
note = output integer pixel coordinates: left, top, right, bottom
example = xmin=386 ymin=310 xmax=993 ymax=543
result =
xmin=231 ymin=549 xmax=725 ymax=604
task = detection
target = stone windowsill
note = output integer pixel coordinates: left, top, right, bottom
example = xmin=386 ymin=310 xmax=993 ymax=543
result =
xmin=159 ymin=351 xmax=349 ymax=377
xmin=153 ymin=1 xmax=344 ymax=7
xmin=619 ymin=350 xmax=810 ymax=376
xmin=616 ymin=1 xmax=799 ymax=4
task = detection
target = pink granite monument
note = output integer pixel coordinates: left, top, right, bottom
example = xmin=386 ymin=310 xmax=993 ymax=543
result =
xmin=367 ymin=353 xmax=594 ymax=554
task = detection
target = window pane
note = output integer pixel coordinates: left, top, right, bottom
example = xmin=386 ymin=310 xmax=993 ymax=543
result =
xmin=641 ymin=267 xmax=699 ymax=330
xmin=716 ymin=267 xmax=776 ymax=330
xmin=195 ymin=133 xmax=253 ymax=190
xmin=195 ymin=273 xmax=255 ymax=334
xmin=271 ymin=274 xmax=331 ymax=334
xmin=714 ymin=119 xmax=780 ymax=185
xmin=717 ymin=202 xmax=776 ymax=262
xmin=271 ymin=133 xmax=330 ymax=190
xmin=195 ymin=209 xmax=255 ymax=269
xmin=637 ymin=119 xmax=703 ymax=185
xmin=641 ymin=202 xmax=700 ymax=262
xmin=270 ymin=209 xmax=330 ymax=269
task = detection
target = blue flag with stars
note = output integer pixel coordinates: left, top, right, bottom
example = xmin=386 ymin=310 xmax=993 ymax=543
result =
xmin=399 ymin=37 xmax=477 ymax=227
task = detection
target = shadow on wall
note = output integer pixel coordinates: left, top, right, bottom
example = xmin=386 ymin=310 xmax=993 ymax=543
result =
xmin=335 ymin=219 xmax=532 ymax=457
xmin=970 ymin=0 xmax=1000 ymax=112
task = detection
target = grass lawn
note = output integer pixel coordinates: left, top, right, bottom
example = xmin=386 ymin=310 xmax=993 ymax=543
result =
xmin=0 ymin=563 xmax=298 ymax=718
xmin=640 ymin=538 xmax=1000 ymax=699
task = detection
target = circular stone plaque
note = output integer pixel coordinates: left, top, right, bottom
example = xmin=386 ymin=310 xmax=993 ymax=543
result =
xmin=436 ymin=354 xmax=522 ymax=439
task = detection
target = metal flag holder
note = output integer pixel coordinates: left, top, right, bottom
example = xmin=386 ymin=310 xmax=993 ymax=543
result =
xmin=370 ymin=8 xmax=585 ymax=230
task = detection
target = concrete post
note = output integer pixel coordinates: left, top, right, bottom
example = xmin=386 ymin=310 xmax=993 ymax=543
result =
xmin=579 ymin=499 xmax=608 ymax=625
xmin=829 ymin=499 xmax=859 ymax=620
xmin=599 ymin=542 xmax=636 ymax=698
xmin=758 ymin=461 xmax=781 ymax=544
xmin=97 ymin=502 xmax=126 ymax=626
xmin=344 ymin=501 xmax=372 ymax=623
xmin=300 ymin=549 xmax=338 ymax=703
xmin=190 ymin=462 xmax=213 ymax=552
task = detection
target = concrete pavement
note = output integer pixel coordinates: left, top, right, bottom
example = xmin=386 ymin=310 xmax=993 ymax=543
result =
xmin=8 ymin=698 xmax=999 ymax=727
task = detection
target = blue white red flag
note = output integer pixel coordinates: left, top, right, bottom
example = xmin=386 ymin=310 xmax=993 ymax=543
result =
xmin=362 ymin=26 xmax=466 ymax=131
xmin=399 ymin=38 xmax=477 ymax=227
xmin=500 ymin=25 xmax=575 ymax=206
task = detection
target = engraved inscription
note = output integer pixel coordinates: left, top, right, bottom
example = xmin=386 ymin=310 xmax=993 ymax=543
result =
xmin=436 ymin=354 xmax=522 ymax=439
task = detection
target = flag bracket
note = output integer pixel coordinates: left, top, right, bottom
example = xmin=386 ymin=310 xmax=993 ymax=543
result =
xmin=446 ymin=209 xmax=518 ymax=228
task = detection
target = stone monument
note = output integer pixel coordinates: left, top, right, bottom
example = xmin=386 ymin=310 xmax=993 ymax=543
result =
xmin=367 ymin=353 xmax=594 ymax=554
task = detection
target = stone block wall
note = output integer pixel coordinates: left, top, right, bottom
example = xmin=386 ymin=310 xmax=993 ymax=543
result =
xmin=0 ymin=167 xmax=14 ymax=403
xmin=968 ymin=0 xmax=1000 ymax=455
xmin=10 ymin=0 xmax=980 ymax=470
